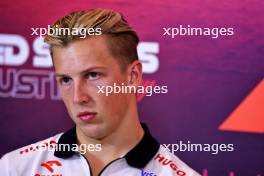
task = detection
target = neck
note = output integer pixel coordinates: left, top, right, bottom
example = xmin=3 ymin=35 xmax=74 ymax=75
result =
xmin=76 ymin=103 xmax=144 ymax=160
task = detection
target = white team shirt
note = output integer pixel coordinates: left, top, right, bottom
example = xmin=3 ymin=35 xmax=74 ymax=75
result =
xmin=0 ymin=124 xmax=201 ymax=176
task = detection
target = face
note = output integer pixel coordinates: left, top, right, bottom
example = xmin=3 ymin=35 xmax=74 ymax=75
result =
xmin=53 ymin=35 xmax=141 ymax=140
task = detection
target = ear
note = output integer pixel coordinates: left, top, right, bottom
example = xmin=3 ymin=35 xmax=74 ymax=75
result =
xmin=127 ymin=60 xmax=142 ymax=87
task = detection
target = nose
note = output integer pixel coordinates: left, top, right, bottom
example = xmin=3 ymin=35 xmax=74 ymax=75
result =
xmin=73 ymin=81 xmax=91 ymax=104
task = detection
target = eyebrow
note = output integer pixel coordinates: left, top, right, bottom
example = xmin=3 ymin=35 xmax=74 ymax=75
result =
xmin=55 ymin=66 xmax=106 ymax=78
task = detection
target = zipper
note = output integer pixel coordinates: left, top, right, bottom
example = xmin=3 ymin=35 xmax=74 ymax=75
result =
xmin=80 ymin=154 xmax=93 ymax=176
xmin=80 ymin=154 xmax=123 ymax=176
xmin=97 ymin=158 xmax=122 ymax=176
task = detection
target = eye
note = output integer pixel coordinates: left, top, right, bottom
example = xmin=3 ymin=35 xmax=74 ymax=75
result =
xmin=60 ymin=77 xmax=72 ymax=85
xmin=87 ymin=72 xmax=101 ymax=80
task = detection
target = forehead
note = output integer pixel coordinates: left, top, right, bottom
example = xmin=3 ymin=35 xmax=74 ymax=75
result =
xmin=52 ymin=36 xmax=120 ymax=73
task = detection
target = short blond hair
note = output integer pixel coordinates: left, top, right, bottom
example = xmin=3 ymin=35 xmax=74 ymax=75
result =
xmin=44 ymin=9 xmax=139 ymax=71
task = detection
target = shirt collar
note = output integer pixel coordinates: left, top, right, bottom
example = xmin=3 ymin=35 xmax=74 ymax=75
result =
xmin=54 ymin=123 xmax=160 ymax=168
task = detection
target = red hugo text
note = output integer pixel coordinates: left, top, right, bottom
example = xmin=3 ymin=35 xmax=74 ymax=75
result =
xmin=155 ymin=153 xmax=186 ymax=176
xmin=19 ymin=140 xmax=57 ymax=155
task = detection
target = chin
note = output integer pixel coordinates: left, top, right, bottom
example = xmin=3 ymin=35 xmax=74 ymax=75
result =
xmin=79 ymin=123 xmax=108 ymax=139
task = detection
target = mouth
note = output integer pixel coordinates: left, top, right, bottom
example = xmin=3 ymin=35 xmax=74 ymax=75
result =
xmin=77 ymin=111 xmax=97 ymax=122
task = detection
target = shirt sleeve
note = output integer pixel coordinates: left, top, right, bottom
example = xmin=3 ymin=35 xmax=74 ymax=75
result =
xmin=0 ymin=154 xmax=14 ymax=176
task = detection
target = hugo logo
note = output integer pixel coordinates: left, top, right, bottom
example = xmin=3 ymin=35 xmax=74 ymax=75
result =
xmin=155 ymin=153 xmax=186 ymax=176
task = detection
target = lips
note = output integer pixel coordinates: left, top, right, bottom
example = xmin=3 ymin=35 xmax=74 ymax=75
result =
xmin=77 ymin=111 xmax=97 ymax=121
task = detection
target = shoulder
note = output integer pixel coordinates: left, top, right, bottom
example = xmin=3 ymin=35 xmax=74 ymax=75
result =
xmin=147 ymin=145 xmax=201 ymax=176
xmin=2 ymin=133 xmax=62 ymax=158
xmin=0 ymin=133 xmax=62 ymax=175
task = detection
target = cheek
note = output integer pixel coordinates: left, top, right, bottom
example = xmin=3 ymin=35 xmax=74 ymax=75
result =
xmin=100 ymin=92 xmax=130 ymax=116
xmin=59 ymin=87 xmax=73 ymax=107
xmin=60 ymin=87 xmax=70 ymax=99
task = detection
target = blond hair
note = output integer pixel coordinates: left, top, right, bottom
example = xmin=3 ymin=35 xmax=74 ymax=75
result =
xmin=44 ymin=9 xmax=139 ymax=71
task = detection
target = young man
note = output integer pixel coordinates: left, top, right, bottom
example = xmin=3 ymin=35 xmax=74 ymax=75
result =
xmin=0 ymin=9 xmax=201 ymax=176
